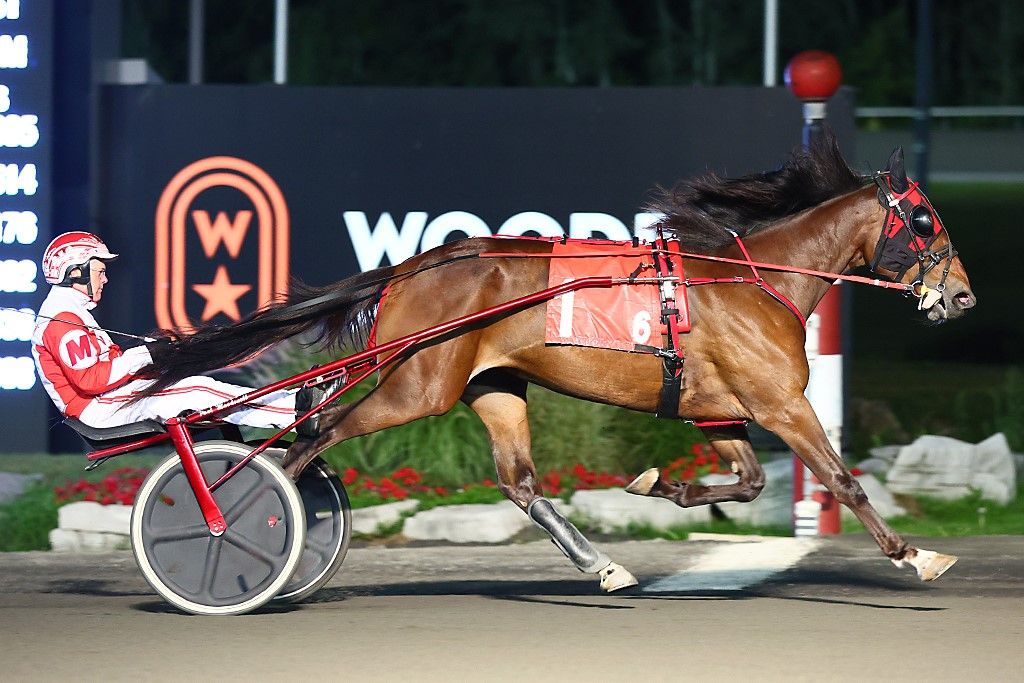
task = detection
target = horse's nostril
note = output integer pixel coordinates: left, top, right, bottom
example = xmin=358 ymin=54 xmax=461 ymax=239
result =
xmin=953 ymin=292 xmax=975 ymax=309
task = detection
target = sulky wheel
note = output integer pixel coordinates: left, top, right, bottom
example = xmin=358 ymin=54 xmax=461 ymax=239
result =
xmin=271 ymin=453 xmax=352 ymax=603
xmin=130 ymin=441 xmax=306 ymax=616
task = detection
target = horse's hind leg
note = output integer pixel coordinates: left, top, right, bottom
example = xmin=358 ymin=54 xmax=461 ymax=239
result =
xmin=462 ymin=371 xmax=637 ymax=593
xmin=759 ymin=396 xmax=956 ymax=581
xmin=626 ymin=424 xmax=767 ymax=507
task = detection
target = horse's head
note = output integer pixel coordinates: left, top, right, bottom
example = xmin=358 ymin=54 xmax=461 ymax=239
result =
xmin=864 ymin=147 xmax=976 ymax=323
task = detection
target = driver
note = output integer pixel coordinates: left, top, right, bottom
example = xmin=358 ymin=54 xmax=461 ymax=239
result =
xmin=32 ymin=231 xmax=328 ymax=436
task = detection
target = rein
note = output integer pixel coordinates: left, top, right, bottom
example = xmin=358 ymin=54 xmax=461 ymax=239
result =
xmin=1 ymin=306 xmax=157 ymax=342
xmin=481 ymin=234 xmax=918 ymax=328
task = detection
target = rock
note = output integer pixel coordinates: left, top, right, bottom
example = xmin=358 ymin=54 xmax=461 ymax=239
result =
xmin=885 ymin=433 xmax=1017 ymax=504
xmin=58 ymin=501 xmax=132 ymax=535
xmin=973 ymin=433 xmax=1016 ymax=494
xmin=854 ymin=457 xmax=891 ymax=477
xmin=569 ymin=487 xmax=711 ymax=532
xmin=351 ymin=499 xmax=419 ymax=536
xmin=0 ymin=472 xmax=42 ymax=505
xmin=868 ymin=445 xmax=903 ymax=463
xmin=403 ymin=501 xmax=532 ymax=543
xmin=703 ymin=458 xmax=794 ymax=527
xmin=969 ymin=473 xmax=1014 ymax=506
xmin=841 ymin=473 xmax=905 ymax=521
xmin=49 ymin=528 xmax=131 ymax=552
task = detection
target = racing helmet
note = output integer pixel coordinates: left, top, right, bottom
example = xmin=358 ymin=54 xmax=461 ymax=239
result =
xmin=41 ymin=231 xmax=118 ymax=285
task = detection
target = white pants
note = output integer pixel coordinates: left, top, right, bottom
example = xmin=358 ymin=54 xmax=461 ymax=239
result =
xmin=78 ymin=376 xmax=297 ymax=430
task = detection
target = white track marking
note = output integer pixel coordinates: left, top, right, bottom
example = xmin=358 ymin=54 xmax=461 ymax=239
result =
xmin=643 ymin=538 xmax=820 ymax=592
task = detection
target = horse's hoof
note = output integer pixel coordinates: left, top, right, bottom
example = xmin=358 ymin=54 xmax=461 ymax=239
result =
xmin=908 ymin=549 xmax=958 ymax=581
xmin=599 ymin=562 xmax=638 ymax=592
xmin=625 ymin=468 xmax=659 ymax=496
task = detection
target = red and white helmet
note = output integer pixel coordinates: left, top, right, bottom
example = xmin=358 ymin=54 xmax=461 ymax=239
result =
xmin=41 ymin=231 xmax=118 ymax=285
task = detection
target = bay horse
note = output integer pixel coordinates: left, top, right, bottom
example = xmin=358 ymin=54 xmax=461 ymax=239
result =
xmin=140 ymin=136 xmax=975 ymax=591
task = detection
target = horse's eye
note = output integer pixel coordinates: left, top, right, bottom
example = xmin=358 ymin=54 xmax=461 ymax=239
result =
xmin=909 ymin=205 xmax=935 ymax=238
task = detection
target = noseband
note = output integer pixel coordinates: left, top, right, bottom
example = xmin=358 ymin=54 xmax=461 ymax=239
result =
xmin=870 ymin=172 xmax=957 ymax=303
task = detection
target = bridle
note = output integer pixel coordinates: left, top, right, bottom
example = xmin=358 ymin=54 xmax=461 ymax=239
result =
xmin=870 ymin=171 xmax=957 ymax=308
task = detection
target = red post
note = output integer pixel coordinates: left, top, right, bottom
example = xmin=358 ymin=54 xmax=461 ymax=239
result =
xmin=786 ymin=50 xmax=844 ymax=536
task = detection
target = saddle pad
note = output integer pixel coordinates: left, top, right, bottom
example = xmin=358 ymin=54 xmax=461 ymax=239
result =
xmin=544 ymin=242 xmax=662 ymax=352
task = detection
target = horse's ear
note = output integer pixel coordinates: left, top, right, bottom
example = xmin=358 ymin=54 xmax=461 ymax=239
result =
xmin=886 ymin=147 xmax=908 ymax=193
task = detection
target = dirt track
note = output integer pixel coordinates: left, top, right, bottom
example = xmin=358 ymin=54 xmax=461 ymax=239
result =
xmin=2 ymin=535 xmax=1022 ymax=681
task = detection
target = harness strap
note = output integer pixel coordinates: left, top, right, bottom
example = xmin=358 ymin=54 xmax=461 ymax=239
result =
xmin=651 ymin=237 xmax=686 ymax=419
xmin=728 ymin=231 xmax=807 ymax=327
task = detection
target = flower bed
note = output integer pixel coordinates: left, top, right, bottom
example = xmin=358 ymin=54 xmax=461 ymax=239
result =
xmin=49 ymin=451 xmax=730 ymax=509
xmin=54 ymin=467 xmax=148 ymax=506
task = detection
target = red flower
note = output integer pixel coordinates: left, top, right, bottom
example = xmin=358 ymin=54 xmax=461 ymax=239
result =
xmin=342 ymin=468 xmax=359 ymax=486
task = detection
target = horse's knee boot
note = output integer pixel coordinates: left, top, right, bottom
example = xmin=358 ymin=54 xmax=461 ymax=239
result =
xmin=528 ymin=497 xmax=609 ymax=573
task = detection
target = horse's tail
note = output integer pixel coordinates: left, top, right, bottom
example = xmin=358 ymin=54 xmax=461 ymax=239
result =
xmin=135 ymin=266 xmax=396 ymax=398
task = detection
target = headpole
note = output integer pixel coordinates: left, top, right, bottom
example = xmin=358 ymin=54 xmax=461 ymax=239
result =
xmin=785 ymin=50 xmax=844 ymax=536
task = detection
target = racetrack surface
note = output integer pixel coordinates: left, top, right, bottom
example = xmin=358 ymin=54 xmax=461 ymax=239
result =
xmin=2 ymin=534 xmax=1022 ymax=682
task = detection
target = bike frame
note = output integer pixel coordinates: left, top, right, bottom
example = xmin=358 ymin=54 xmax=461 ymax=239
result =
xmin=82 ymin=275 xmax=669 ymax=536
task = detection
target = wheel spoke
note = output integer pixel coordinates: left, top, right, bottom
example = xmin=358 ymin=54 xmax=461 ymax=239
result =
xmin=199 ymin=536 xmax=223 ymax=599
xmin=143 ymin=522 xmax=211 ymax=543
xmin=223 ymin=528 xmax=288 ymax=565
xmin=304 ymin=536 xmax=334 ymax=558
xmin=223 ymin=481 xmax=271 ymax=524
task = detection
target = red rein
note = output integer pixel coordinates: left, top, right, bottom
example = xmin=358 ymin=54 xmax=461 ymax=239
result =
xmin=482 ymin=234 xmax=915 ymax=329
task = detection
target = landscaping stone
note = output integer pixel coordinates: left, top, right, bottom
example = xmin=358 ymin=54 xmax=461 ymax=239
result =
xmin=868 ymin=445 xmax=902 ymax=463
xmin=885 ymin=433 xmax=1017 ymax=504
xmin=702 ymin=458 xmax=794 ymax=527
xmin=854 ymin=457 xmax=891 ymax=477
xmin=569 ymin=488 xmax=711 ymax=532
xmin=49 ymin=528 xmax=131 ymax=553
xmin=841 ymin=473 xmax=905 ymax=521
xmin=58 ymin=501 xmax=133 ymax=535
xmin=0 ymin=472 xmax=42 ymax=505
xmin=351 ymin=499 xmax=419 ymax=536
xmin=403 ymin=500 xmax=530 ymax=543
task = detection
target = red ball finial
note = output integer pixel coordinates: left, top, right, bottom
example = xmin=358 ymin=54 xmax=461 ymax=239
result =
xmin=785 ymin=50 xmax=842 ymax=101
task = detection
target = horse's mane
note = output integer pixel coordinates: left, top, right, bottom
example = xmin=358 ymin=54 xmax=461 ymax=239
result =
xmin=648 ymin=130 xmax=867 ymax=253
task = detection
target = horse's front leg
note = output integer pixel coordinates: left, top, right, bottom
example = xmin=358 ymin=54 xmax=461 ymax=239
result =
xmin=462 ymin=372 xmax=637 ymax=593
xmin=758 ymin=395 xmax=957 ymax=582
xmin=626 ymin=424 xmax=766 ymax=506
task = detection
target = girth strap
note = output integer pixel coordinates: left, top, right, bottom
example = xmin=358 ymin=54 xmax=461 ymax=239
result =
xmin=650 ymin=236 xmax=687 ymax=419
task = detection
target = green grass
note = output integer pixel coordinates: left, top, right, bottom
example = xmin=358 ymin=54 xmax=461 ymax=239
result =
xmin=0 ymin=483 xmax=61 ymax=551
xmin=347 ymin=484 xmax=507 ymax=511
xmin=843 ymin=490 xmax=1024 ymax=537
xmin=0 ymin=452 xmax=165 ymax=552
xmin=234 ymin=343 xmax=706 ymax=488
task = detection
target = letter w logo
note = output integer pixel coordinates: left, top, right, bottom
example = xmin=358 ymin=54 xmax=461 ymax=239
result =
xmin=192 ymin=210 xmax=252 ymax=258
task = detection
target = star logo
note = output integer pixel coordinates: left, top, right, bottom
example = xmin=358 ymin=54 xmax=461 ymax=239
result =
xmin=192 ymin=265 xmax=252 ymax=322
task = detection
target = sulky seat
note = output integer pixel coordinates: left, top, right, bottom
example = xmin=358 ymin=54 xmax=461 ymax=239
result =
xmin=63 ymin=416 xmax=166 ymax=449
